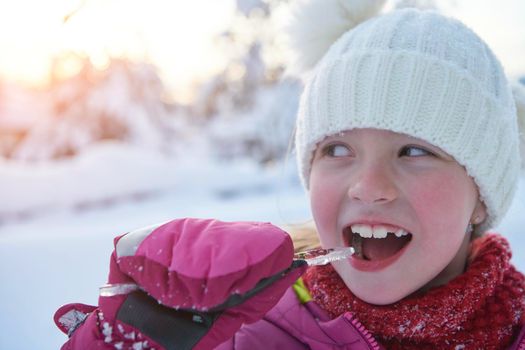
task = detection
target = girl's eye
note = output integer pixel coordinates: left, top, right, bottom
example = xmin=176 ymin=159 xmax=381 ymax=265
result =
xmin=400 ymin=146 xmax=434 ymax=157
xmin=323 ymin=144 xmax=352 ymax=157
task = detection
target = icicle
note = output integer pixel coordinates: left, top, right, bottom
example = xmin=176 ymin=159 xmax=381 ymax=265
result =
xmin=294 ymin=247 xmax=355 ymax=266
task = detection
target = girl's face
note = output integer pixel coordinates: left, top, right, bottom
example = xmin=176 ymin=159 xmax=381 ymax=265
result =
xmin=309 ymin=128 xmax=486 ymax=305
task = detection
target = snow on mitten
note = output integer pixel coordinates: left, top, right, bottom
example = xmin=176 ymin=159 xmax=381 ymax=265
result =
xmin=55 ymin=218 xmax=306 ymax=350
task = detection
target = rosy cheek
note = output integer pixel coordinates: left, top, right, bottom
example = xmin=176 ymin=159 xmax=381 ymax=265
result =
xmin=410 ymin=177 xmax=450 ymax=209
xmin=406 ymin=171 xmax=472 ymax=234
xmin=310 ymin=188 xmax=333 ymax=225
xmin=309 ymin=174 xmax=339 ymax=246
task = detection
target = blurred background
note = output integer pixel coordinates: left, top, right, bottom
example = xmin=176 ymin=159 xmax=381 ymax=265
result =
xmin=0 ymin=0 xmax=523 ymax=348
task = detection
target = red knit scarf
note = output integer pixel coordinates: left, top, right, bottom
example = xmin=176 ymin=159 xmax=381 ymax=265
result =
xmin=303 ymin=234 xmax=525 ymax=349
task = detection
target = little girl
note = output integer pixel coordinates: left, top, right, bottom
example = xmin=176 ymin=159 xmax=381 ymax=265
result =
xmin=55 ymin=1 xmax=525 ymax=349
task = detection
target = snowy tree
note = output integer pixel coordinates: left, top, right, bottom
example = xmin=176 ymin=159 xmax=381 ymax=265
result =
xmin=392 ymin=0 xmax=438 ymax=10
xmin=0 ymin=82 xmax=47 ymax=158
xmin=12 ymin=56 xmax=184 ymax=161
xmin=207 ymin=78 xmax=301 ymax=164
xmin=236 ymin=0 xmax=269 ymax=17
xmin=194 ymin=0 xmax=302 ymax=164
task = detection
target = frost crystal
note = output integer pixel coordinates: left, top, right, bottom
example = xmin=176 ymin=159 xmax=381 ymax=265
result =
xmin=132 ymin=341 xmax=148 ymax=350
xmin=102 ymin=322 xmax=113 ymax=343
xmin=124 ymin=331 xmax=136 ymax=340
xmin=413 ymin=321 xmax=425 ymax=332
xmin=59 ymin=309 xmax=89 ymax=336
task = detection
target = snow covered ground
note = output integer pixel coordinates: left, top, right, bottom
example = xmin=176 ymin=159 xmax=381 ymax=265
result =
xmin=0 ymin=152 xmax=523 ymax=349
xmin=0 ymin=151 xmax=310 ymax=349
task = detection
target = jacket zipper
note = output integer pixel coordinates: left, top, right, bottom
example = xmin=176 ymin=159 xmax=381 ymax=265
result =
xmin=346 ymin=313 xmax=381 ymax=350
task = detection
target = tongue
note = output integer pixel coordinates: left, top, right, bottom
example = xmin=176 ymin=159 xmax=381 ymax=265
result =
xmin=362 ymin=234 xmax=410 ymax=260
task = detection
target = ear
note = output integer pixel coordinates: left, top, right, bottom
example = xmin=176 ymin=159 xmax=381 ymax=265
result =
xmin=471 ymin=199 xmax=487 ymax=224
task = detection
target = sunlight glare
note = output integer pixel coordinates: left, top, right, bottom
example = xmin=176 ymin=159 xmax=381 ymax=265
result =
xmin=0 ymin=0 xmax=235 ymax=101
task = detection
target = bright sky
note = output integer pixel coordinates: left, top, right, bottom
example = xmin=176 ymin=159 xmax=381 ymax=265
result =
xmin=0 ymin=0 xmax=235 ymax=101
xmin=0 ymin=0 xmax=523 ymax=102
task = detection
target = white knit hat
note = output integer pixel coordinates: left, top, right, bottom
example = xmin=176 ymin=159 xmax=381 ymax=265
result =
xmin=289 ymin=2 xmax=524 ymax=232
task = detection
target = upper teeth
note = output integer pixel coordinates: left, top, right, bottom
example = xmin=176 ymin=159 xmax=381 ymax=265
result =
xmin=351 ymin=224 xmax=408 ymax=239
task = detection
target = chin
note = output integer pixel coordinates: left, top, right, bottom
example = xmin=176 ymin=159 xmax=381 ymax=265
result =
xmin=334 ymin=264 xmax=422 ymax=305
xmin=352 ymin=288 xmax=407 ymax=305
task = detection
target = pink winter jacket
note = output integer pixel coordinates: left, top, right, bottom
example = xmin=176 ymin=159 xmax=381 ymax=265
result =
xmin=218 ymin=285 xmax=382 ymax=349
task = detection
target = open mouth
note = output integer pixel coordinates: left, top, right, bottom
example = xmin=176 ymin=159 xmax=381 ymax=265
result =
xmin=343 ymin=224 xmax=413 ymax=262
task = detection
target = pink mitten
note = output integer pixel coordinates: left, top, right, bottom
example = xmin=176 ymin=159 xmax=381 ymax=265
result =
xmin=55 ymin=218 xmax=306 ymax=350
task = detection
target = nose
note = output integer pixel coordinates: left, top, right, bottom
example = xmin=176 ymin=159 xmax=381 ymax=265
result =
xmin=347 ymin=161 xmax=399 ymax=204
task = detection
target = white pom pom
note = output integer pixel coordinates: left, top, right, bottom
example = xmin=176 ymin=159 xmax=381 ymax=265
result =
xmin=512 ymin=82 xmax=525 ymax=171
xmin=284 ymin=0 xmax=386 ymax=76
